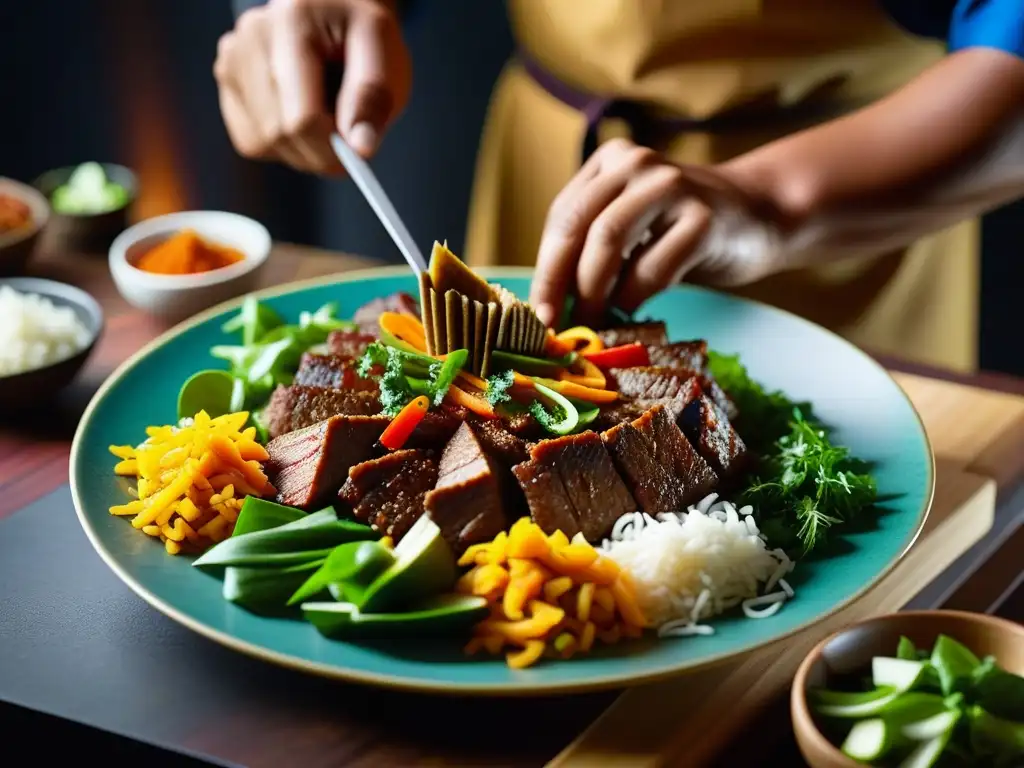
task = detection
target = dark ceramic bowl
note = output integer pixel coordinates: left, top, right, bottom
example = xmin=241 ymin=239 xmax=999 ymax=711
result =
xmin=791 ymin=610 xmax=1024 ymax=767
xmin=0 ymin=277 xmax=104 ymax=410
xmin=33 ymin=163 xmax=137 ymax=254
xmin=0 ymin=178 xmax=50 ymax=275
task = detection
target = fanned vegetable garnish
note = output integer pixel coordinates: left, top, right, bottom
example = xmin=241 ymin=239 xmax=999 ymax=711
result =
xmin=529 ymin=381 xmax=580 ymax=435
xmin=484 ymin=369 xmax=515 ymax=406
xmin=743 ymin=409 xmax=876 ymax=556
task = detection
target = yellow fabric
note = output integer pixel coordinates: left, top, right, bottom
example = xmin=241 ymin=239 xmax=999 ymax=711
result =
xmin=463 ymin=1 xmax=979 ymax=373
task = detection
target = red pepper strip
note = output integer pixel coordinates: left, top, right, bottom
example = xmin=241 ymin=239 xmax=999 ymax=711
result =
xmin=379 ymin=395 xmax=430 ymax=450
xmin=583 ymin=342 xmax=650 ymax=369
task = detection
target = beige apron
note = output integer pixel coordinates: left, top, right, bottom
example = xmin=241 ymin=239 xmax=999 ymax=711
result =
xmin=464 ymin=0 xmax=979 ymax=373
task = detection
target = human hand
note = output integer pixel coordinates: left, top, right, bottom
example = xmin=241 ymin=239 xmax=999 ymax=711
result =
xmin=214 ymin=0 xmax=411 ymax=174
xmin=528 ymin=139 xmax=786 ymax=328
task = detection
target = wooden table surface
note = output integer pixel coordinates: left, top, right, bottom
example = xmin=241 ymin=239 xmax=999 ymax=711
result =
xmin=4 ymin=243 xmax=1024 ymax=768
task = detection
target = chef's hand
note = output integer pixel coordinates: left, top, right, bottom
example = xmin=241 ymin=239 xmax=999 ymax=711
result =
xmin=214 ymin=0 xmax=411 ymax=174
xmin=529 ymin=138 xmax=786 ymax=328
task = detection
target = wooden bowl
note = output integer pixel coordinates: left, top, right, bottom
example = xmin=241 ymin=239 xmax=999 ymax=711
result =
xmin=0 ymin=277 xmax=104 ymax=410
xmin=791 ymin=610 xmax=1024 ymax=767
xmin=0 ymin=178 xmax=50 ymax=275
xmin=33 ymin=163 xmax=137 ymax=254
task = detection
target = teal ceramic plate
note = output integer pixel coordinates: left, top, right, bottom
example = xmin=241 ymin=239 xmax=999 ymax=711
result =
xmin=71 ymin=267 xmax=934 ymax=695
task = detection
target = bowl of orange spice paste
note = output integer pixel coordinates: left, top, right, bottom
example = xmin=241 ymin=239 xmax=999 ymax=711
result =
xmin=109 ymin=211 xmax=271 ymax=322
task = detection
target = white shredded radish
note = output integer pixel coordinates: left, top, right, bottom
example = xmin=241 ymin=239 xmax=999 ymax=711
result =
xmin=601 ymin=493 xmax=795 ymax=630
xmin=779 ymin=579 xmax=795 ymax=598
xmin=742 ymin=593 xmax=787 ymax=619
xmin=658 ymin=621 xmax=716 ymax=638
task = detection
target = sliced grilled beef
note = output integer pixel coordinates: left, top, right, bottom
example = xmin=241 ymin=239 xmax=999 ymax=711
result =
xmin=264 ymin=385 xmax=382 ymax=438
xmin=469 ymin=418 xmax=531 ymax=467
xmin=326 ymin=329 xmax=377 ymax=357
xmin=597 ymin=321 xmax=668 ymax=348
xmin=405 ymin=406 xmax=467 ymax=450
xmin=424 ymin=423 xmax=509 ymax=555
xmin=501 ymin=410 xmax=547 ymax=440
xmin=646 ymin=340 xmax=708 ymax=373
xmin=339 ymin=449 xmax=437 ymax=541
xmin=601 ymin=405 xmax=717 ymax=513
xmin=351 ymin=292 xmax=419 ymax=336
xmin=608 ymin=367 xmax=702 ymax=401
xmin=294 ymin=352 xmax=379 ymax=391
xmin=265 ymin=414 xmax=389 ymax=509
xmin=680 ymin=394 xmax=749 ymax=480
xmin=512 ymin=432 xmax=636 ymax=542
xmin=700 ymin=376 xmax=738 ymax=421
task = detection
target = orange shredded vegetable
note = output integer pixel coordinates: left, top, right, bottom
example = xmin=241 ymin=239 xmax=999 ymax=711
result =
xmin=446 ymin=384 xmax=497 ymax=418
xmin=535 ymin=377 xmax=619 ymax=404
xmin=557 ymin=357 xmax=607 ymax=389
xmin=456 ymin=518 xmax=647 ymax=668
xmin=135 ymin=229 xmax=244 ymax=275
xmin=379 ymin=394 xmax=430 ymax=450
xmin=108 ymin=410 xmax=275 ymax=555
xmin=555 ymin=326 xmax=604 ymax=355
xmin=379 ymin=311 xmax=428 ymax=352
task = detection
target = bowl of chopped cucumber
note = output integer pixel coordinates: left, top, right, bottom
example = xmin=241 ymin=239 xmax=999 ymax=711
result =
xmin=791 ymin=610 xmax=1024 ymax=768
xmin=34 ymin=161 xmax=136 ymax=253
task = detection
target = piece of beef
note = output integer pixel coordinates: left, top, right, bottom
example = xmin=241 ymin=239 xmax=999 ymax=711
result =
xmin=339 ymin=449 xmax=437 ymax=541
xmin=326 ymin=329 xmax=377 ymax=357
xmin=646 ymin=340 xmax=708 ymax=373
xmin=501 ymin=410 xmax=547 ymax=440
xmin=405 ymin=406 xmax=466 ymax=450
xmin=351 ymin=292 xmax=419 ymax=336
xmin=264 ymin=385 xmax=300 ymax=439
xmin=597 ymin=321 xmax=668 ymax=348
xmin=512 ymin=432 xmax=636 ymax=542
xmin=294 ymin=352 xmax=379 ymax=391
xmin=608 ymin=367 xmax=703 ymax=402
xmin=266 ymin=386 xmax=382 ymax=438
xmin=265 ymin=414 xmax=389 ymax=509
xmin=469 ymin=418 xmax=531 ymax=467
xmin=680 ymin=394 xmax=749 ymax=481
xmin=424 ymin=423 xmax=509 ymax=555
xmin=700 ymin=375 xmax=738 ymax=421
xmin=601 ymin=405 xmax=718 ymax=513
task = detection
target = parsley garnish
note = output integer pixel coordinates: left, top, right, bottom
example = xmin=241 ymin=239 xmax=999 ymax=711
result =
xmin=484 ymin=370 xmax=515 ymax=406
xmin=355 ymin=342 xmax=464 ymax=417
xmin=709 ymin=351 xmax=877 ymax=557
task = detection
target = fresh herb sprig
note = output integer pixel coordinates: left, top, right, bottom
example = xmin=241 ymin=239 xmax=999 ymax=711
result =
xmin=709 ymin=351 xmax=877 ymax=556
xmin=356 ymin=342 xmax=466 ymax=416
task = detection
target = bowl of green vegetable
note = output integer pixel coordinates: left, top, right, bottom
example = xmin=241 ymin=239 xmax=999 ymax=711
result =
xmin=34 ymin=162 xmax=136 ymax=253
xmin=792 ymin=610 xmax=1024 ymax=767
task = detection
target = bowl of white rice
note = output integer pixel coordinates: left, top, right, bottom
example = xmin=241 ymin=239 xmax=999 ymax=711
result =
xmin=0 ymin=277 xmax=103 ymax=408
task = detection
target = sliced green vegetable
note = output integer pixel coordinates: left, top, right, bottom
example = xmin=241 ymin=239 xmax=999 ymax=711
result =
xmin=972 ymin=655 xmax=1024 ymax=722
xmin=51 ymin=162 xmax=129 ymax=215
xmin=231 ymin=496 xmax=308 ymax=537
xmin=528 ymin=381 xmax=579 ymax=435
xmin=287 ymin=540 xmax=396 ymax=606
xmin=192 ymin=510 xmax=377 ymax=568
xmin=222 ymin=295 xmax=283 ymax=346
xmin=353 ymin=515 xmax=457 ymax=613
xmin=814 ymin=689 xmax=903 ymax=719
xmin=898 ymin=636 xmax=918 ymax=661
xmin=901 ymin=710 xmax=961 ymax=742
xmin=811 ymin=686 xmax=898 ymax=709
xmin=431 ymin=349 xmax=468 ymax=406
xmin=897 ymin=732 xmax=951 ymax=768
xmin=223 ymin=560 xmax=323 ymax=614
xmin=873 ymin=657 xmax=930 ymax=693
xmin=841 ymin=719 xmax=894 ymax=762
xmin=930 ymin=634 xmax=981 ymax=696
xmin=177 ymin=369 xmax=236 ymax=421
xmin=379 ymin=328 xmax=424 ymax=355
xmin=968 ymin=704 xmax=1024 ymax=760
xmin=301 ymin=594 xmax=488 ymax=639
xmin=571 ymin=398 xmax=601 ymax=430
xmin=490 ymin=349 xmax=576 ymax=376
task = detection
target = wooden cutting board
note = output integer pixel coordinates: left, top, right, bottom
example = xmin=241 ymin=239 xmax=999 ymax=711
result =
xmin=550 ymin=372 xmax=1024 ymax=768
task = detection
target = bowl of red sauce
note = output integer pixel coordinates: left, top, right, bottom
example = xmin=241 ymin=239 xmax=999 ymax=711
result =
xmin=0 ymin=178 xmax=50 ymax=275
xmin=109 ymin=211 xmax=271 ymax=323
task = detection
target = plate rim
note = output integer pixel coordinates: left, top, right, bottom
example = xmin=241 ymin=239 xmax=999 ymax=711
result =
xmin=70 ymin=265 xmax=936 ymax=696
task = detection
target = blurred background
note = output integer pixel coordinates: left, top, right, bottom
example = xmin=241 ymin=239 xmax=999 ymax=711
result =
xmin=0 ymin=0 xmax=1021 ymax=375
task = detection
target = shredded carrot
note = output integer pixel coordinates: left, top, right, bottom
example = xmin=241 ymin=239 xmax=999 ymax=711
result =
xmin=557 ymin=357 xmax=607 ymax=389
xmin=379 ymin=311 xmax=428 ymax=352
xmin=544 ymin=329 xmax=576 ymax=358
xmin=446 ymin=384 xmax=497 ymax=418
xmin=107 ymin=410 xmax=275 ymax=555
xmin=379 ymin=395 xmax=430 ymax=450
xmin=536 ymin=377 xmax=619 ymax=404
xmin=135 ymin=229 xmax=244 ymax=275
xmin=457 ymin=518 xmax=647 ymax=668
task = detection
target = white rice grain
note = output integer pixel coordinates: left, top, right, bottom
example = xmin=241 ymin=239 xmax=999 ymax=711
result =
xmin=0 ymin=286 xmax=89 ymax=377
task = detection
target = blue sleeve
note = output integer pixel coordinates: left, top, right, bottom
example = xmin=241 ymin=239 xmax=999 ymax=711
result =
xmin=881 ymin=0 xmax=1024 ymax=59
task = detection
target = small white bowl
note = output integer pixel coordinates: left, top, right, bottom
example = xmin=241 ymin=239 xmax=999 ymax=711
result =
xmin=109 ymin=211 xmax=271 ymax=322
